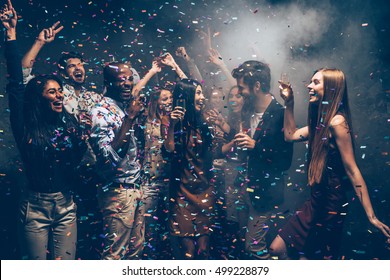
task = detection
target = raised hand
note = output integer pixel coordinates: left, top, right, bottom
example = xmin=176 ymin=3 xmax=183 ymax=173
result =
xmin=160 ymin=53 xmax=176 ymax=68
xmin=0 ymin=0 xmax=17 ymax=30
xmin=169 ymin=106 xmax=185 ymax=125
xmin=37 ymin=21 xmax=64 ymax=44
xmin=175 ymin=47 xmax=190 ymax=61
xmin=151 ymin=60 xmax=162 ymax=74
xmin=125 ymin=97 xmax=143 ymax=120
xmin=278 ymin=80 xmax=294 ymax=104
xmin=208 ymin=48 xmax=224 ymax=67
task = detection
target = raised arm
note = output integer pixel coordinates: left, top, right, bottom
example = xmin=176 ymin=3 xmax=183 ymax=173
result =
xmin=279 ymin=81 xmax=309 ymax=142
xmin=21 ymin=21 xmax=63 ymax=68
xmin=331 ymin=115 xmax=390 ymax=240
xmin=160 ymin=52 xmax=188 ymax=80
xmin=198 ymin=27 xmax=212 ymax=51
xmin=132 ymin=61 xmax=161 ymax=97
xmin=1 ymin=0 xmax=17 ymax=40
xmin=208 ymin=48 xmax=236 ymax=88
xmin=2 ymin=0 xmax=25 ymax=145
xmin=175 ymin=47 xmax=202 ymax=81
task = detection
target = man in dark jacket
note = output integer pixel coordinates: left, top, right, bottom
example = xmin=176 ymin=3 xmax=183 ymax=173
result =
xmin=232 ymin=60 xmax=293 ymax=259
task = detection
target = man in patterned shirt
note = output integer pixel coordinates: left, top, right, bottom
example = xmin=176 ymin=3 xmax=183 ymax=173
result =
xmin=89 ymin=61 xmax=161 ymax=259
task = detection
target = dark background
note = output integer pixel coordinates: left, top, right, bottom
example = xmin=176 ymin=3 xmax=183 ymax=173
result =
xmin=0 ymin=0 xmax=389 ymax=259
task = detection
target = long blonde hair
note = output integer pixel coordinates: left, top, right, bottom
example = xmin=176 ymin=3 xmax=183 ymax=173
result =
xmin=308 ymin=68 xmax=353 ymax=186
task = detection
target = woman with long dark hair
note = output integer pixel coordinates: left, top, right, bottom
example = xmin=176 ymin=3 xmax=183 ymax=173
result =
xmin=163 ymin=79 xmax=218 ymax=259
xmin=270 ymin=68 xmax=390 ymax=259
xmin=2 ymin=1 xmax=87 ymax=259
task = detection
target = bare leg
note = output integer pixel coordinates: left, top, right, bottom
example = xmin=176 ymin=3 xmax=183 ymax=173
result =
xmin=196 ymin=235 xmax=210 ymax=260
xmin=171 ymin=236 xmax=196 ymax=259
xmin=269 ymin=235 xmax=289 ymax=260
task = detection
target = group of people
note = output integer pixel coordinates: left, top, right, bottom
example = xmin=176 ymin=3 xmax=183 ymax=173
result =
xmin=2 ymin=0 xmax=389 ymax=260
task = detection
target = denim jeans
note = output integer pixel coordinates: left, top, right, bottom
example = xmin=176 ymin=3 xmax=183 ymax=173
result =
xmin=19 ymin=190 xmax=77 ymax=260
xmin=98 ymin=186 xmax=145 ymax=260
xmin=142 ymin=181 xmax=170 ymax=259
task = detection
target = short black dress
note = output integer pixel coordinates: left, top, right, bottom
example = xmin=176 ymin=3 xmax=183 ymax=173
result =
xmin=279 ymin=142 xmax=351 ymax=259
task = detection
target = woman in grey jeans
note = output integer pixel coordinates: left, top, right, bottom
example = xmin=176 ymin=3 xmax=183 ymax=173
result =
xmin=2 ymin=1 xmax=87 ymax=259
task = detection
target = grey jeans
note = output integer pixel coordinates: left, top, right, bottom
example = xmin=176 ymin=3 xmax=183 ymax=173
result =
xmin=19 ymin=190 xmax=77 ymax=260
xmin=98 ymin=186 xmax=145 ymax=259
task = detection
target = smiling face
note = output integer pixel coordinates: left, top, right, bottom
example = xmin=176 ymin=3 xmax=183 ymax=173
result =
xmin=228 ymin=86 xmax=244 ymax=114
xmin=158 ymin=89 xmax=173 ymax=113
xmin=209 ymin=89 xmax=224 ymax=111
xmin=236 ymin=77 xmax=252 ymax=98
xmin=42 ymin=80 xmax=64 ymax=113
xmin=307 ymin=71 xmax=324 ymax=104
xmin=194 ymin=85 xmax=205 ymax=112
xmin=65 ymin=58 xmax=85 ymax=86
xmin=108 ymin=64 xmax=134 ymax=102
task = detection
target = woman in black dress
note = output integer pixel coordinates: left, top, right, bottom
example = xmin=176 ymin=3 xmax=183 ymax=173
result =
xmin=270 ymin=68 xmax=390 ymax=259
xmin=164 ymin=79 xmax=219 ymax=259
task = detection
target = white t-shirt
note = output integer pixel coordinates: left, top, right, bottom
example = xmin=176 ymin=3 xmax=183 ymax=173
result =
xmin=250 ymin=112 xmax=264 ymax=138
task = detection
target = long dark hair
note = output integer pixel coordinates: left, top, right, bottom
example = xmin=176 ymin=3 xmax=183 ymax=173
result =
xmin=172 ymin=79 xmax=212 ymax=155
xmin=307 ymin=68 xmax=354 ymax=186
xmin=23 ymin=75 xmax=80 ymax=148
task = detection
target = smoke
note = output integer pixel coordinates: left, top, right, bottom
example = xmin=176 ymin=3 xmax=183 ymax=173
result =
xmin=175 ymin=0 xmax=384 ymax=124
xmin=181 ymin=0 xmax=333 ymax=90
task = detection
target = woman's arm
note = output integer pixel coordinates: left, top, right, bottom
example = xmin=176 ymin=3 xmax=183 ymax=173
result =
xmin=161 ymin=52 xmax=188 ymax=80
xmin=2 ymin=2 xmax=25 ymax=145
xmin=132 ymin=61 xmax=161 ymax=97
xmin=279 ymin=81 xmax=309 ymax=142
xmin=331 ymin=115 xmax=390 ymax=239
xmin=208 ymin=48 xmax=236 ymax=88
xmin=175 ymin=47 xmax=202 ymax=81
xmin=21 ymin=21 xmax=63 ymax=68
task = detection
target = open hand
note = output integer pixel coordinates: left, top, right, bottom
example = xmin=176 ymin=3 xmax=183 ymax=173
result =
xmin=369 ymin=216 xmax=390 ymax=241
xmin=278 ymin=80 xmax=294 ymax=104
xmin=208 ymin=48 xmax=224 ymax=66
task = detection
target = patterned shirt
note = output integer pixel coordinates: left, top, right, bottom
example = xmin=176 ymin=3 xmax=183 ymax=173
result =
xmin=62 ymin=83 xmax=103 ymax=117
xmin=143 ymin=120 xmax=169 ymax=182
xmin=89 ymin=97 xmax=141 ymax=185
